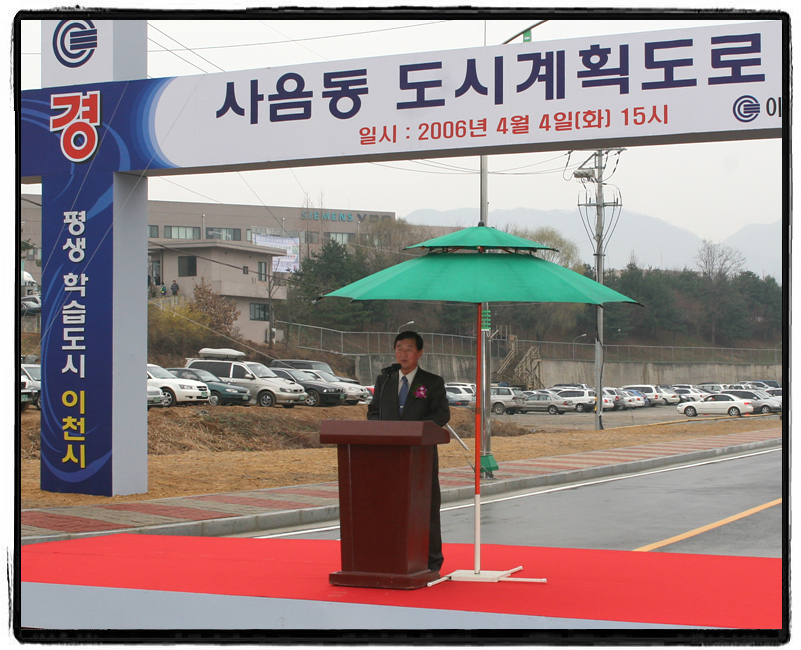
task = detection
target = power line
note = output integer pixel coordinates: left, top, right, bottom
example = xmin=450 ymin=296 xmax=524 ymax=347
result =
xmin=146 ymin=20 xmax=450 ymax=53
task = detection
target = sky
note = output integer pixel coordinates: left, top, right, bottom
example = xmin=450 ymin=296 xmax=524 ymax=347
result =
xmin=13 ymin=7 xmax=788 ymax=244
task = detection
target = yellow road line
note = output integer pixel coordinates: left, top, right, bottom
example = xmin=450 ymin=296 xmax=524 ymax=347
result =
xmin=633 ymin=498 xmax=782 ymax=552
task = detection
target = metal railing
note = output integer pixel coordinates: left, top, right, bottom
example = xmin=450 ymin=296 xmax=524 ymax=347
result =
xmin=276 ymin=321 xmax=782 ymax=366
xmin=278 ymin=321 xmax=476 ymax=357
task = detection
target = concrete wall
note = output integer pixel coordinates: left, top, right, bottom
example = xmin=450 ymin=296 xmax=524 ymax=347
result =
xmin=354 ymin=354 xmax=783 ymax=387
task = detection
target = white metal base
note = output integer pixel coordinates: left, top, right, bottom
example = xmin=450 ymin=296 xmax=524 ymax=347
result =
xmin=427 ymin=567 xmax=547 ymax=587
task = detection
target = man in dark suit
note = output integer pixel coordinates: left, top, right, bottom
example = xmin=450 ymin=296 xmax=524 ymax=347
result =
xmin=367 ymin=331 xmax=450 ymax=575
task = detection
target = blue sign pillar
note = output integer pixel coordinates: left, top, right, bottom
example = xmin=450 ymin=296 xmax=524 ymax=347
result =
xmin=26 ymin=20 xmax=149 ymax=496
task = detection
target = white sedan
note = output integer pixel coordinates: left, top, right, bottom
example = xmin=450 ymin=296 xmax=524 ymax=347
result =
xmin=147 ymin=364 xmax=209 ymax=407
xmin=621 ymin=390 xmax=647 ymax=408
xmin=677 ymin=394 xmax=754 ymax=418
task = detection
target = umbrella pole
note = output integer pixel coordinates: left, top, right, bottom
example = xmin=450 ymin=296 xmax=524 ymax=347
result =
xmin=427 ymin=304 xmax=546 ymax=587
xmin=474 ymin=303 xmax=482 ymax=574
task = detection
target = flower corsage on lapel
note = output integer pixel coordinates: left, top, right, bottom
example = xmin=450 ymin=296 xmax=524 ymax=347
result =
xmin=414 ymin=385 xmax=428 ymax=399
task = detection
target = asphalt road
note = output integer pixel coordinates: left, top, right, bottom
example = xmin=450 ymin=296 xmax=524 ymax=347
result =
xmin=261 ymin=447 xmax=784 ymax=560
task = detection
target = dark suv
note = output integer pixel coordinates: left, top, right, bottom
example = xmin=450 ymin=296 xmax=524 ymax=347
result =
xmin=270 ymin=367 xmax=347 ymax=407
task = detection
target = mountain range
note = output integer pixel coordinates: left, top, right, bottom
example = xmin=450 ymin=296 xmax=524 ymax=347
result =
xmin=403 ymin=207 xmax=783 ymax=282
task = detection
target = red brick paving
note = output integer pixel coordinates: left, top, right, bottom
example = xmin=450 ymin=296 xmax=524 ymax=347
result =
xmin=22 ymin=512 xmax=134 ymax=533
xmin=190 ymin=495 xmax=312 ymax=510
xmin=100 ymin=503 xmax=233 ymax=520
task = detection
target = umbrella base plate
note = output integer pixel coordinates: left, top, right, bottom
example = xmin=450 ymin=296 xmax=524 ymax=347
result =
xmin=428 ymin=567 xmax=547 ymax=586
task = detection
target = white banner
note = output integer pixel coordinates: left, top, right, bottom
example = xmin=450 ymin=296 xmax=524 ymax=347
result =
xmin=150 ymin=21 xmax=782 ymax=172
xmin=253 ymin=234 xmax=300 ymax=273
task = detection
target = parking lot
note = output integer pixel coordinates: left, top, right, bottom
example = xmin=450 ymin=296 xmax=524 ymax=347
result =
xmin=492 ymin=404 xmax=780 ymax=433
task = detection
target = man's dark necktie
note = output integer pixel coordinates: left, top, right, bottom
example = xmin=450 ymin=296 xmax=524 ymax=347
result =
xmin=399 ymin=376 xmax=409 ymax=413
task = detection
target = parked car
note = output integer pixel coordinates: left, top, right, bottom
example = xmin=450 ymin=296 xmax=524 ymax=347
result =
xmin=752 ymin=380 xmax=780 ymax=389
xmin=446 ymin=387 xmax=472 ymax=408
xmin=445 ymin=385 xmax=475 ymax=407
xmin=721 ymin=389 xmax=782 ymax=414
xmin=766 ymin=388 xmax=782 ymax=401
xmin=446 ymin=382 xmax=476 ymax=400
xmin=168 ymin=367 xmax=251 ymax=406
xmin=523 ymin=392 xmax=576 ymax=415
xmin=270 ymin=367 xmax=347 ymax=407
xmin=186 ymin=349 xmax=306 ymax=408
xmin=672 ymin=387 xmax=707 ymax=403
xmin=301 ymin=369 xmax=371 ymax=405
xmin=602 ymin=387 xmax=632 ymax=411
xmin=696 ymin=383 xmax=728 ymax=393
xmin=20 ymin=295 xmax=42 ymax=314
xmin=554 ymin=389 xmax=602 ymax=413
xmin=677 ymin=394 xmax=754 ymax=418
xmin=621 ymin=384 xmax=667 ymax=406
xmin=146 ymin=364 xmax=209 ymax=407
xmin=270 ymin=359 xmax=358 ymax=385
xmin=20 ymin=364 xmax=41 ymax=409
xmin=656 ymin=386 xmax=681 ymax=405
xmin=620 ymin=389 xmax=646 ymax=408
xmin=489 ymin=386 xmax=527 ymax=415
xmin=147 ymin=385 xmax=165 ymax=409
xmin=20 ymin=375 xmax=36 ymax=412
xmin=550 ymin=383 xmax=591 ymax=391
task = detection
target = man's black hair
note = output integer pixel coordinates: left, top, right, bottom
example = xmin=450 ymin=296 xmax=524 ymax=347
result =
xmin=394 ymin=331 xmax=424 ymax=351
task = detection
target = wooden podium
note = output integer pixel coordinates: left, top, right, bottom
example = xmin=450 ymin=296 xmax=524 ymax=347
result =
xmin=320 ymin=420 xmax=450 ymax=589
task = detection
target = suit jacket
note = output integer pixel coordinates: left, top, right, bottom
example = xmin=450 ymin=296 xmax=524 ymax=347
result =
xmin=367 ymin=366 xmax=450 ymax=427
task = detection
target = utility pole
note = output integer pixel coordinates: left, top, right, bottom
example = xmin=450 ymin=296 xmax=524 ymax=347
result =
xmin=574 ymin=148 xmax=624 ymax=430
xmin=592 ymin=150 xmax=606 ymax=431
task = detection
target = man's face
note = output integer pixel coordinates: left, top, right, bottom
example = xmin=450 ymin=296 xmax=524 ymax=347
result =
xmin=395 ymin=338 xmax=423 ymax=374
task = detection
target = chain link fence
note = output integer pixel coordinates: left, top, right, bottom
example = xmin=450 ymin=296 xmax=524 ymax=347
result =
xmin=277 ymin=321 xmax=782 ymax=365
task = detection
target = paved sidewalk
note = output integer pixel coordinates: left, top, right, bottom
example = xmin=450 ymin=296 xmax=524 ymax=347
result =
xmin=21 ymin=427 xmax=782 ymax=545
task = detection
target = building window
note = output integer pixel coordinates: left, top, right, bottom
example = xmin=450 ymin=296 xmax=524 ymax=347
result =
xmin=206 ymin=227 xmax=241 ymax=241
xmin=164 ymin=226 xmax=200 ymax=240
xmin=304 ymin=232 xmax=319 ymax=244
xmin=148 ymin=225 xmax=159 ymax=238
xmin=24 ymin=246 xmax=42 ymax=262
xmin=250 ymin=303 xmax=269 ymax=321
xmin=328 ymin=232 xmax=355 ymax=245
xmin=257 ymin=261 xmax=267 ymax=281
xmin=178 ymin=256 xmax=197 ymax=277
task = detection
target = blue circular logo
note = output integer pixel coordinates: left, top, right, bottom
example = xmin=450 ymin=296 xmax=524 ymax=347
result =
xmin=53 ymin=20 xmax=98 ymax=68
xmin=733 ymin=95 xmax=760 ymax=123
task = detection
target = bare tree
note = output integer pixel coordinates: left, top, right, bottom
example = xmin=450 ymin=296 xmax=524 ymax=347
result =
xmin=695 ymin=240 xmax=745 ymax=345
xmin=500 ymin=225 xmax=584 ymax=341
xmin=695 ymin=239 xmax=745 ymax=281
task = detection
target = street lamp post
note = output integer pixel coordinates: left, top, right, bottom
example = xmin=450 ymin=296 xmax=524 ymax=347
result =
xmin=477 ymin=19 xmax=551 ymax=476
xmin=572 ymin=333 xmax=587 ymax=359
xmin=397 ymin=320 xmax=414 ymax=332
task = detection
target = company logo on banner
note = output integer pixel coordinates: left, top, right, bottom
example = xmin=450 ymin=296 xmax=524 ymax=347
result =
xmin=253 ymin=234 xmax=300 ymax=272
xmin=53 ymin=19 xmax=98 ymax=68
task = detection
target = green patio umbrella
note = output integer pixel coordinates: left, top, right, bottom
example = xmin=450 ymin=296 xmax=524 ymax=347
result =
xmin=325 ymin=224 xmax=636 ymax=305
xmin=322 ymin=223 xmax=638 ymax=584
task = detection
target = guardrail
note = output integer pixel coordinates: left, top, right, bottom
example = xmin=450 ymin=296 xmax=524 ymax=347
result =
xmin=277 ymin=321 xmax=782 ymax=366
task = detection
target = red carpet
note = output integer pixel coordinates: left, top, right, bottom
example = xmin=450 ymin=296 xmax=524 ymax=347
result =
xmin=22 ymin=534 xmax=782 ymax=629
